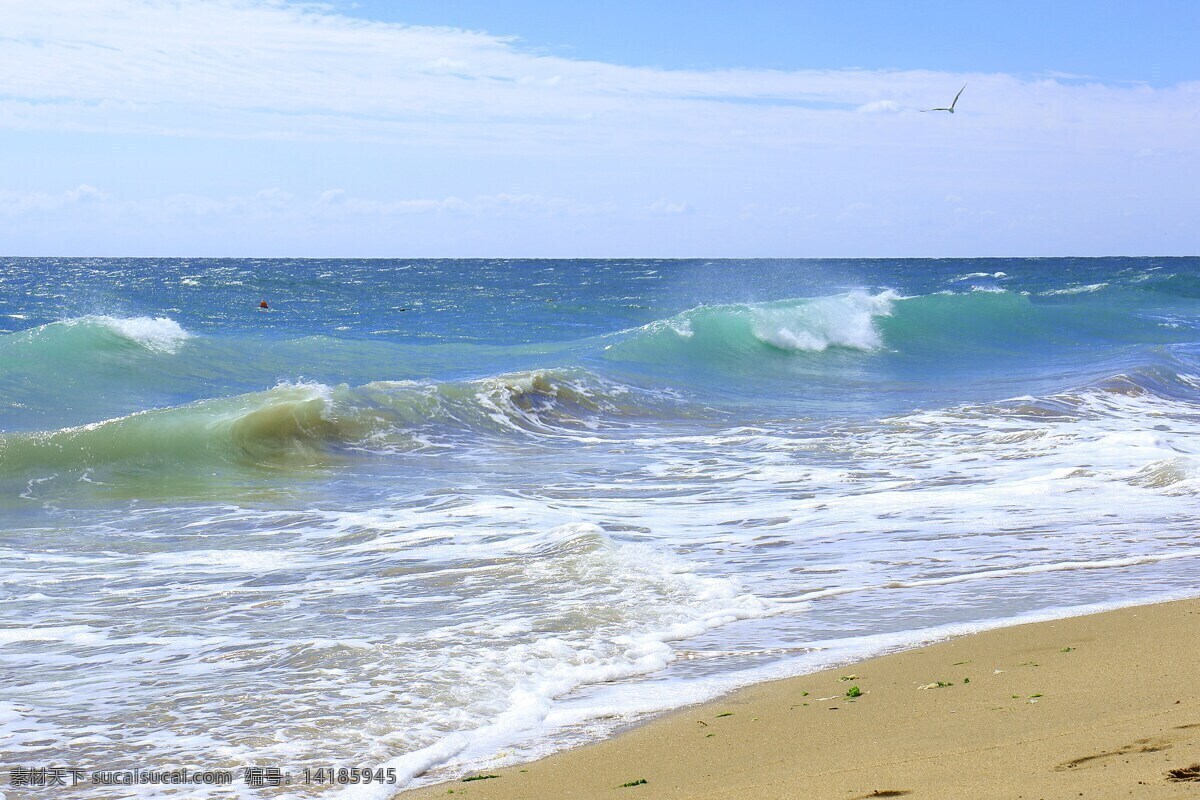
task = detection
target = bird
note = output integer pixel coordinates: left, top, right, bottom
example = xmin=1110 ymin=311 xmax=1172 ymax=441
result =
xmin=921 ymin=83 xmax=966 ymax=113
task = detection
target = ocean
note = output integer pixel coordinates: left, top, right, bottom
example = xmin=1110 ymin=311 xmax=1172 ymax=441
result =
xmin=3 ymin=257 xmax=1199 ymax=797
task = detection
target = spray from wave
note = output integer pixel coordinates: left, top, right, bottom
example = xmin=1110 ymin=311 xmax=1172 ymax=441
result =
xmin=605 ymin=290 xmax=897 ymax=366
xmin=748 ymin=291 xmax=897 ymax=351
xmin=0 ymin=316 xmax=192 ymax=369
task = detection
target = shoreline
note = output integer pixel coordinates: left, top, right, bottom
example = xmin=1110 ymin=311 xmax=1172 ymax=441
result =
xmin=403 ymin=597 xmax=1200 ymax=798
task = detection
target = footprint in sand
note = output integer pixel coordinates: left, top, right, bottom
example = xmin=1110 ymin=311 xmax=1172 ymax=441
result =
xmin=1167 ymin=764 xmax=1200 ymax=782
xmin=1054 ymin=736 xmax=1173 ymax=771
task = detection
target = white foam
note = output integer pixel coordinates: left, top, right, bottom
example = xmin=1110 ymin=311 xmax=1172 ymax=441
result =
xmin=751 ymin=290 xmax=897 ymax=352
xmin=0 ymin=625 xmax=108 ymax=647
xmin=9 ymin=354 xmax=1200 ymax=798
xmin=952 ymin=271 xmax=1008 ymax=281
xmin=90 ymin=315 xmax=192 ymax=352
xmin=142 ymin=549 xmax=306 ymax=572
xmin=1042 ymin=282 xmax=1109 ymax=296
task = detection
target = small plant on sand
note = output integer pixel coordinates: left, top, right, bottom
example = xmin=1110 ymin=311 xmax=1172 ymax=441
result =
xmin=846 ymin=685 xmax=862 ymax=698
xmin=619 ymin=778 xmax=648 ymax=788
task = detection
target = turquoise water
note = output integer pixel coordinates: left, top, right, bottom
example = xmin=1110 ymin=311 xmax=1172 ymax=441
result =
xmin=3 ymin=257 xmax=1200 ymax=796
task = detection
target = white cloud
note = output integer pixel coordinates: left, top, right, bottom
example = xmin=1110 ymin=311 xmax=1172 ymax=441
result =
xmin=0 ymin=185 xmax=604 ymax=222
xmin=647 ymin=200 xmax=694 ymax=216
xmin=0 ymin=185 xmax=108 ymax=215
xmin=1 ymin=1 xmax=1198 ymax=255
xmin=307 ymin=191 xmax=600 ymax=217
xmin=856 ymin=100 xmax=901 ymax=113
xmin=0 ymin=0 xmax=1196 ymax=157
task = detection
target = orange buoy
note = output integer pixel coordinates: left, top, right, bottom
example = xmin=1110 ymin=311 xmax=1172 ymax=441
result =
xmin=259 ymin=300 xmax=269 ymax=309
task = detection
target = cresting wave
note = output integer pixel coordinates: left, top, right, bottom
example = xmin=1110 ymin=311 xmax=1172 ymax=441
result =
xmin=0 ymin=315 xmax=192 ymax=366
xmin=0 ymin=370 xmax=671 ymax=474
xmin=1 ymin=290 xmax=1181 ymax=392
xmin=602 ymin=287 xmax=1175 ymax=369
xmin=606 ymin=291 xmax=898 ymax=363
xmin=0 ymin=382 xmax=342 ymax=473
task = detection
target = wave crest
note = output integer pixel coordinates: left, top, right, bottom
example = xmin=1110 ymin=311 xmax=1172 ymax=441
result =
xmin=607 ymin=290 xmax=897 ymax=366
xmin=0 ymin=370 xmax=672 ymax=476
xmin=0 ymin=382 xmax=346 ymax=473
xmin=0 ymin=316 xmax=192 ymax=369
xmin=88 ymin=316 xmax=192 ymax=352
xmin=749 ymin=291 xmax=896 ymax=352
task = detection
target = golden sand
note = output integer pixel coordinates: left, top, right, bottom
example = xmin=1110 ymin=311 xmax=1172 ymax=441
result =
xmin=405 ymin=598 xmax=1200 ymax=799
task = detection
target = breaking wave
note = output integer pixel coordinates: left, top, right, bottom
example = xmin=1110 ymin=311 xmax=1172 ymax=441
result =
xmin=0 ymin=370 xmax=674 ymax=474
xmin=604 ymin=288 xmax=1172 ymax=369
xmin=0 ymin=316 xmax=192 ymax=372
xmin=606 ymin=291 xmax=897 ymax=365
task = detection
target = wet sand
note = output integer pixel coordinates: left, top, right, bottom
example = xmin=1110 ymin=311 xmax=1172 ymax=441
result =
xmin=405 ymin=598 xmax=1200 ymax=799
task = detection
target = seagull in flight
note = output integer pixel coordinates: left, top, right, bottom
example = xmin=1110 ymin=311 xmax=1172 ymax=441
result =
xmin=921 ymin=83 xmax=966 ymax=113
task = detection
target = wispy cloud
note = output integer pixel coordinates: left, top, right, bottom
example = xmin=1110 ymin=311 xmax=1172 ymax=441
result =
xmin=0 ymin=185 xmax=605 ymax=221
xmin=1 ymin=0 xmax=1198 ymax=255
xmin=0 ymin=185 xmax=108 ymax=215
xmin=2 ymin=0 xmax=1197 ymax=154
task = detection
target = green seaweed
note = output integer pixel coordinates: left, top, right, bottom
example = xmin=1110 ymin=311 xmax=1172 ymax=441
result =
xmin=619 ymin=778 xmax=648 ymax=788
xmin=462 ymin=774 xmax=500 ymax=782
xmin=846 ymin=685 xmax=862 ymax=698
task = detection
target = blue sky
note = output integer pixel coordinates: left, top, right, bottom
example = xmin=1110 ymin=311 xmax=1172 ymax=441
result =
xmin=1 ymin=1 xmax=1197 ymax=257
xmin=339 ymin=1 xmax=1200 ymax=84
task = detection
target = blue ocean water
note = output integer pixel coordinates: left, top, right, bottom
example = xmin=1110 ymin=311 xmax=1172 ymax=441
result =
xmin=3 ymin=257 xmax=1200 ymax=796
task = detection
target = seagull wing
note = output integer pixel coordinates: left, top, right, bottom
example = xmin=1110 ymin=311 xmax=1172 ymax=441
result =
xmin=949 ymin=83 xmax=966 ymax=110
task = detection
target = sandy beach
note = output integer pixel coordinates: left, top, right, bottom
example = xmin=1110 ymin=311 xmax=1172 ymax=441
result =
xmin=406 ymin=598 xmax=1200 ymax=799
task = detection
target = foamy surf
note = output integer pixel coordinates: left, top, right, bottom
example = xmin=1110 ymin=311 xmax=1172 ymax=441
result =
xmin=5 ymin=256 xmax=1200 ymax=797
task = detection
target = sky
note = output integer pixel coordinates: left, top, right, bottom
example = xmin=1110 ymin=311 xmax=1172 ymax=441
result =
xmin=1 ymin=0 xmax=1198 ymax=257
